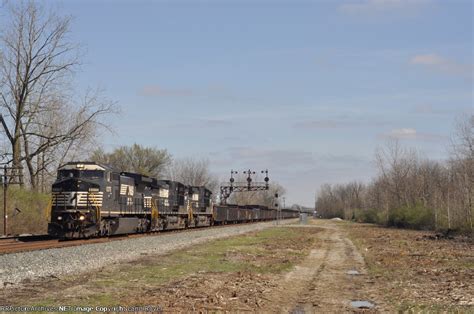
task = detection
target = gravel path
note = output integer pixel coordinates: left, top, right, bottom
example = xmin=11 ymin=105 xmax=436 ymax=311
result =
xmin=0 ymin=220 xmax=292 ymax=288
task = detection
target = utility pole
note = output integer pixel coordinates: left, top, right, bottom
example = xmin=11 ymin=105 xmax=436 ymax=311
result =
xmin=274 ymin=192 xmax=280 ymax=225
xmin=2 ymin=165 xmax=23 ymax=236
xmin=3 ymin=166 xmax=6 ymax=236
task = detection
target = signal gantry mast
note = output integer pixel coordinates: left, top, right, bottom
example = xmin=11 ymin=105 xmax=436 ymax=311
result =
xmin=219 ymin=169 xmax=269 ymax=205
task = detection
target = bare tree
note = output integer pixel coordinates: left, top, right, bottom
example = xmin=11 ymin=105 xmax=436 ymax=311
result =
xmin=451 ymin=115 xmax=474 ymax=161
xmin=91 ymin=144 xmax=172 ymax=178
xmin=315 ymin=182 xmax=366 ymax=219
xmin=0 ymin=1 xmax=115 ymax=190
xmin=166 ymin=157 xmax=219 ymax=194
xmin=450 ymin=115 xmax=474 ymax=231
xmin=375 ymin=139 xmax=418 ymax=215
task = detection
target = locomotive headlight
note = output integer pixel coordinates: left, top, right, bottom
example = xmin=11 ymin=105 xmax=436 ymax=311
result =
xmin=57 ymin=216 xmax=63 ymax=221
xmin=79 ymin=215 xmax=85 ymax=221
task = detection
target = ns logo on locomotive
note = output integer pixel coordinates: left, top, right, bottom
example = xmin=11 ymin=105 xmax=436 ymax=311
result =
xmin=48 ymin=161 xmax=298 ymax=239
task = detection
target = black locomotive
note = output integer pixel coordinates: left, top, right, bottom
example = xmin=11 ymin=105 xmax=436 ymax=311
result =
xmin=48 ymin=161 xmax=298 ymax=239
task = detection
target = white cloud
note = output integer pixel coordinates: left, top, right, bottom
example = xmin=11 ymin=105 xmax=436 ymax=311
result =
xmin=410 ymin=54 xmax=472 ymax=77
xmin=226 ymin=147 xmax=315 ymax=168
xmin=139 ymin=85 xmax=194 ymax=97
xmin=339 ymin=0 xmax=430 ymax=14
xmin=382 ymin=128 xmax=447 ymax=141
xmin=293 ymin=120 xmax=347 ymax=129
xmin=410 ymin=54 xmax=443 ymax=65
xmin=138 ymin=85 xmax=256 ymax=103
xmin=388 ymin=128 xmax=417 ymax=139
xmin=413 ymin=104 xmax=470 ymax=115
xmin=293 ymin=116 xmax=387 ymax=129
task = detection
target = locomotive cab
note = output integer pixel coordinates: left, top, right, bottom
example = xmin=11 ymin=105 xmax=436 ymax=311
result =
xmin=189 ymin=187 xmax=212 ymax=213
xmin=48 ymin=162 xmax=113 ymax=238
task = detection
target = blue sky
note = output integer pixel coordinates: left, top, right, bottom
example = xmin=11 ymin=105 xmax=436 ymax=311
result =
xmin=40 ymin=0 xmax=472 ymax=206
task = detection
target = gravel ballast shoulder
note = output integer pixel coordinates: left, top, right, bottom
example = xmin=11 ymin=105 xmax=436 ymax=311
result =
xmin=0 ymin=220 xmax=291 ymax=288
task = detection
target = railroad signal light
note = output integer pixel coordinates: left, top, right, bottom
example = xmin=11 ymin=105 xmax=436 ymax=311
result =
xmin=220 ymin=168 xmax=271 ymax=205
xmin=229 ymin=170 xmax=238 ymax=186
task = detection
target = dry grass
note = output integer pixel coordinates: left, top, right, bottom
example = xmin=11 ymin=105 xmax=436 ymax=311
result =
xmin=344 ymin=221 xmax=474 ymax=312
xmin=0 ymin=187 xmax=50 ymax=235
xmin=3 ymin=226 xmax=322 ymax=311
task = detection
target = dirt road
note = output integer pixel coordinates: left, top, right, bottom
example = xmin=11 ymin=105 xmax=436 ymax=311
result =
xmin=260 ymin=221 xmax=387 ymax=312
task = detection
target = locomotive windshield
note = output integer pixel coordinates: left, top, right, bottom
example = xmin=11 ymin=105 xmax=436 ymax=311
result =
xmin=58 ymin=169 xmax=104 ymax=180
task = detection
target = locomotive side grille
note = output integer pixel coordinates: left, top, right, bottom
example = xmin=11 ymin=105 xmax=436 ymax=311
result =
xmin=120 ymin=184 xmax=134 ymax=196
xmin=52 ymin=191 xmax=104 ymax=207
xmin=159 ymin=188 xmax=169 ymax=198
xmin=144 ymin=196 xmax=152 ymax=208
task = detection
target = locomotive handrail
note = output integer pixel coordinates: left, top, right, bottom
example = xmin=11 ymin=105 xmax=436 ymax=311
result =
xmin=151 ymin=200 xmax=159 ymax=222
xmin=187 ymin=200 xmax=193 ymax=225
xmin=44 ymin=198 xmax=52 ymax=222
xmin=87 ymin=192 xmax=102 ymax=223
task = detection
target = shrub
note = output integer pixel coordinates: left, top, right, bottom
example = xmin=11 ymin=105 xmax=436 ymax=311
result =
xmin=388 ymin=203 xmax=434 ymax=230
xmin=354 ymin=208 xmax=380 ymax=224
xmin=0 ymin=187 xmax=50 ymax=235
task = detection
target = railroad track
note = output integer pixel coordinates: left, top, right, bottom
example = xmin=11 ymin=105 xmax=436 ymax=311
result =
xmin=0 ymin=220 xmax=282 ymax=255
xmin=0 ymin=236 xmax=108 ymax=255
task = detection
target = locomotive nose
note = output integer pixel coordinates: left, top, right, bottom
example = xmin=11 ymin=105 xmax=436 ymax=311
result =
xmin=51 ymin=177 xmax=103 ymax=210
xmin=53 ymin=177 xmax=100 ymax=192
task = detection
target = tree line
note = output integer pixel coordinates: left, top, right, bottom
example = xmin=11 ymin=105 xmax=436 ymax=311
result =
xmin=316 ymin=116 xmax=473 ymax=234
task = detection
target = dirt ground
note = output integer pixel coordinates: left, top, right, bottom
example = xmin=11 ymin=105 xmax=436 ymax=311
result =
xmin=344 ymin=222 xmax=473 ymax=312
xmin=1 ymin=220 xmax=472 ymax=313
xmin=123 ymin=222 xmax=383 ymax=312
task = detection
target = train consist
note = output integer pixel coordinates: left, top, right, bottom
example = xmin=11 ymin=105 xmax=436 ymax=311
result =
xmin=48 ymin=162 xmax=298 ymax=238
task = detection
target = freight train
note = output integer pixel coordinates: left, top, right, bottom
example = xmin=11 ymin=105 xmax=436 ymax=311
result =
xmin=48 ymin=162 xmax=298 ymax=239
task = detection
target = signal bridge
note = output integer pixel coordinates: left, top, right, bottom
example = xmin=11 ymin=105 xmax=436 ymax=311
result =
xmin=219 ymin=169 xmax=270 ymax=205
